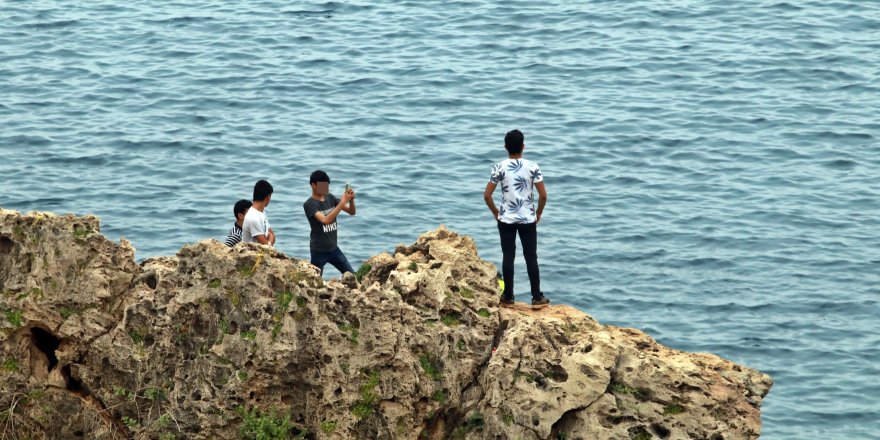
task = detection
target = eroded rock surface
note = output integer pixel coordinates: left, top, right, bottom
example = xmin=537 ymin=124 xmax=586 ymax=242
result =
xmin=0 ymin=209 xmax=772 ymax=439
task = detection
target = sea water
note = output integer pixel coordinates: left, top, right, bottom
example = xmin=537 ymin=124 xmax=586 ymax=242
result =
xmin=1 ymin=1 xmax=878 ymax=438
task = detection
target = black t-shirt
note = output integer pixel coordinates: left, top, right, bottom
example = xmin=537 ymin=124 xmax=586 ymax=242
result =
xmin=303 ymin=194 xmax=340 ymax=253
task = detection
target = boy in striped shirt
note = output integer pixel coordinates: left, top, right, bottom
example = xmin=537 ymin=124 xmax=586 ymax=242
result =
xmin=224 ymin=199 xmax=252 ymax=247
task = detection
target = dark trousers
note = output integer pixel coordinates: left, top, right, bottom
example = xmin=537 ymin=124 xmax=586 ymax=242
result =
xmin=497 ymin=221 xmax=541 ymax=300
xmin=310 ymin=248 xmax=354 ymax=275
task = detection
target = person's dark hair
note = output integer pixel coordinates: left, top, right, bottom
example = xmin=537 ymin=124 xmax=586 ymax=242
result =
xmin=253 ymin=180 xmax=273 ymax=201
xmin=309 ymin=170 xmax=330 ymax=185
xmin=504 ymin=129 xmax=525 ymax=154
xmin=233 ymin=199 xmax=252 ymax=217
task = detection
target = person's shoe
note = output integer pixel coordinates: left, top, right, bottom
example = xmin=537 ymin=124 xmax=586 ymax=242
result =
xmin=531 ymin=297 xmax=550 ymax=309
xmin=499 ymin=297 xmax=515 ymax=308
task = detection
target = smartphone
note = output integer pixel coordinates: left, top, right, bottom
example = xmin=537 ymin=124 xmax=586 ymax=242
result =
xmin=345 ymin=181 xmax=352 ymax=192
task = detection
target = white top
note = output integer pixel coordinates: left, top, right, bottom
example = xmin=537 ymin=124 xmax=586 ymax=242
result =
xmin=241 ymin=208 xmax=270 ymax=243
xmin=489 ymin=158 xmax=544 ymax=224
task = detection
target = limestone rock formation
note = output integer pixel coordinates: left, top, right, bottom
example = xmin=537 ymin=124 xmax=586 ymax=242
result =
xmin=0 ymin=209 xmax=772 ymax=439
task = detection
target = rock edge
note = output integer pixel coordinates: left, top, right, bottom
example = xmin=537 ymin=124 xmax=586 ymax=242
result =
xmin=0 ymin=209 xmax=772 ymax=440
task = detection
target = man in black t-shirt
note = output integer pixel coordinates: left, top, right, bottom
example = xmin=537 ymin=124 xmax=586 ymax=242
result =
xmin=303 ymin=170 xmax=356 ymax=275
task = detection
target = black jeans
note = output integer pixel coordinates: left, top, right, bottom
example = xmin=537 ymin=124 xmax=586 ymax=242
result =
xmin=497 ymin=221 xmax=541 ymax=300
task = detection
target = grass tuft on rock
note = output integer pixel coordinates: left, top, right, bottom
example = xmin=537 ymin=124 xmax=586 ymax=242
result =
xmin=226 ymin=287 xmax=243 ymax=309
xmin=431 ymin=389 xmax=447 ymax=404
xmin=60 ymin=307 xmax=76 ymax=320
xmin=238 ymin=406 xmax=294 ymax=440
xmin=320 ymin=420 xmax=337 ymax=433
xmin=73 ymin=226 xmax=89 ymax=239
xmin=450 ymin=412 xmax=485 ymax=439
xmin=663 ymin=404 xmax=685 ymax=415
xmin=501 ymin=411 xmax=514 ymax=426
xmin=2 ymin=358 xmax=19 ymax=372
xmin=355 ymin=263 xmax=372 ymax=282
xmin=612 ymin=381 xmax=650 ymax=401
xmin=237 ymin=265 xmax=254 ymax=278
xmin=3 ymin=308 xmax=23 ymax=327
xmin=128 ymin=330 xmax=145 ymax=345
xmin=337 ymin=322 xmax=360 ymax=344
xmin=276 ymin=291 xmax=293 ymax=311
xmin=350 ymin=370 xmax=381 ymax=418
xmin=441 ymin=312 xmax=461 ymax=327
xmin=419 ymin=354 xmax=442 ymax=381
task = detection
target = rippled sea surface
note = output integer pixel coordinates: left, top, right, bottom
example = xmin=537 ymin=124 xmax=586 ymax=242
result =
xmin=2 ymin=1 xmax=879 ymax=437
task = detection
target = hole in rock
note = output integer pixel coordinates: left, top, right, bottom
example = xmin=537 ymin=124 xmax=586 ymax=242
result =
xmin=609 ymin=415 xmax=636 ymax=425
xmin=544 ymin=363 xmax=569 ymax=382
xmin=144 ymin=274 xmax=158 ymax=290
xmin=62 ymin=365 xmax=88 ymax=394
xmin=652 ymin=423 xmax=671 ymax=438
xmin=0 ymin=235 xmax=13 ymax=254
xmin=628 ymin=425 xmax=652 ymax=440
xmin=579 ymin=364 xmax=596 ymax=377
xmin=31 ymin=327 xmax=61 ymax=372
xmin=270 ymin=276 xmax=284 ymax=292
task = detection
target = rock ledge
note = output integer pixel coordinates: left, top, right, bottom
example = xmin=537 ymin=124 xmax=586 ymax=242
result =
xmin=0 ymin=209 xmax=772 ymax=439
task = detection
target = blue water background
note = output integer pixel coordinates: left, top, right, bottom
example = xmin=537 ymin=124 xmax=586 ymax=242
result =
xmin=2 ymin=1 xmax=879 ymax=438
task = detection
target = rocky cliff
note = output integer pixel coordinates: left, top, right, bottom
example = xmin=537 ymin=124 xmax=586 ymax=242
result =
xmin=0 ymin=209 xmax=772 ymax=440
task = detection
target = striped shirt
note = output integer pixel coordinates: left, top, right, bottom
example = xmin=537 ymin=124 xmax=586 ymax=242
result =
xmin=224 ymin=223 xmax=243 ymax=247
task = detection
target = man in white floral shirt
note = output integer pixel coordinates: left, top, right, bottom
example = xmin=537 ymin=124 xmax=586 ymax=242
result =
xmin=483 ymin=129 xmax=549 ymax=309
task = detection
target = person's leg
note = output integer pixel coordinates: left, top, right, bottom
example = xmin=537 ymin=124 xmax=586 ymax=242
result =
xmin=497 ymin=221 xmax=517 ymax=300
xmin=518 ymin=222 xmax=542 ymax=299
xmin=327 ymin=248 xmax=355 ymax=275
xmin=310 ymin=250 xmax=330 ymax=276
